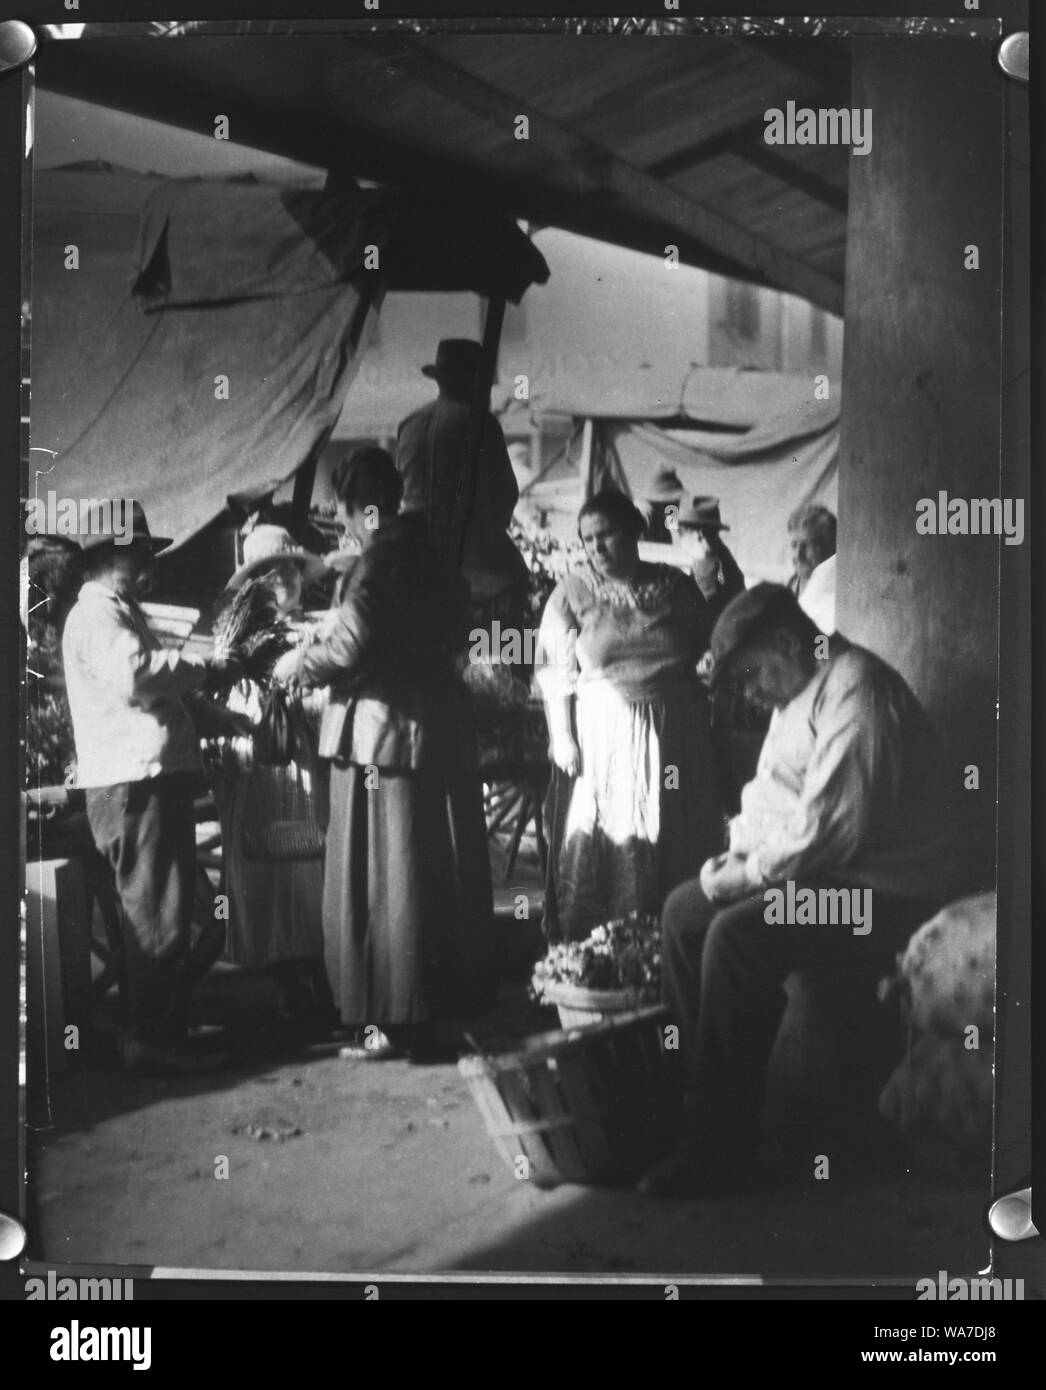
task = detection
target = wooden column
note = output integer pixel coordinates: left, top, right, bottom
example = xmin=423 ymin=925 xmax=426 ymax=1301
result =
xmin=457 ymin=295 xmax=506 ymax=567
xmin=835 ymin=38 xmax=1005 ymax=883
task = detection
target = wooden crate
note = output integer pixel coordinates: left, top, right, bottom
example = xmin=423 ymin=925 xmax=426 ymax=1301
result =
xmin=139 ymin=600 xmax=201 ymax=650
xmin=24 ymin=858 xmax=94 ymax=1125
xmin=459 ymin=1006 xmax=681 ymax=1186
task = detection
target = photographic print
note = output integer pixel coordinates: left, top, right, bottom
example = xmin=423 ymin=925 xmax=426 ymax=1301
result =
xmin=10 ymin=7 xmax=1035 ymax=1308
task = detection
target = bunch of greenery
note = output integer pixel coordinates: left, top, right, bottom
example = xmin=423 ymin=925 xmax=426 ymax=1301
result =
xmin=530 ymin=911 xmax=662 ymax=1001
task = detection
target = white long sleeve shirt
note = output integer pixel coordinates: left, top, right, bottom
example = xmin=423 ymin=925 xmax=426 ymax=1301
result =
xmin=730 ymin=638 xmax=967 ymax=900
xmin=62 ymin=580 xmax=207 ymax=788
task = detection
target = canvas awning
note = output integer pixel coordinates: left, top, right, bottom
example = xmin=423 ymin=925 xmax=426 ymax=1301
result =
xmin=29 ymin=165 xmax=549 ymax=548
xmin=38 ymin=28 xmax=852 ymax=313
xmin=519 ymin=369 xmax=838 ymax=583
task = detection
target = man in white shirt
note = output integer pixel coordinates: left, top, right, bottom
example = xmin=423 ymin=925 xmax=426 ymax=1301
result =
xmin=797 ymin=552 xmax=836 ymax=634
xmin=641 ymin=584 xmax=971 ymax=1196
xmin=63 ymin=503 xmax=233 ymax=1075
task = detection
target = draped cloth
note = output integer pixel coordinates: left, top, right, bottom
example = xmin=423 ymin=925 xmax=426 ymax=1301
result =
xmin=31 ymin=168 xmax=382 ymax=550
xmin=31 ymin=166 xmax=549 ymax=551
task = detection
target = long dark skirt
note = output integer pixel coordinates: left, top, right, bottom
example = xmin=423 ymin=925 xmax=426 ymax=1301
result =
xmin=323 ymin=761 xmax=495 ymax=1026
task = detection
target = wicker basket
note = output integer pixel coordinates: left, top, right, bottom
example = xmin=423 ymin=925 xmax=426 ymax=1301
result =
xmin=538 ymin=981 xmax=652 ymax=1029
xmin=459 ymin=1006 xmax=681 ymax=1186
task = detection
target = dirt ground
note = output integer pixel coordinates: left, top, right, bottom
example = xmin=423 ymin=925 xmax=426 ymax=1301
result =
xmin=27 ymin=861 xmax=994 ymax=1284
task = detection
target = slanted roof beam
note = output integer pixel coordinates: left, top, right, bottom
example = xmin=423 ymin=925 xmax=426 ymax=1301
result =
xmin=376 ymin=37 xmax=844 ymax=314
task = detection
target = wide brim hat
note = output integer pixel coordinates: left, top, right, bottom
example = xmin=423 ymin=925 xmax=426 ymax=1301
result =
xmin=79 ymin=500 xmax=172 ymax=552
xmin=709 ymin=582 xmax=806 ymax=690
xmin=644 ymin=469 xmax=686 ymax=503
xmin=226 ymin=524 xmax=327 ymax=591
xmin=676 ymin=495 xmax=730 ymax=531
xmin=422 ymin=338 xmax=484 ymax=381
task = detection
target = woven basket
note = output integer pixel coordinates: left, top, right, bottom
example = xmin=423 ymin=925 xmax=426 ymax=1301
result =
xmin=538 ymin=981 xmax=652 ymax=1029
xmin=459 ymin=1006 xmax=681 ymax=1186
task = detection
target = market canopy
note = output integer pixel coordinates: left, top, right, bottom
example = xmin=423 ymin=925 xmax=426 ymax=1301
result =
xmin=38 ymin=28 xmax=851 ymax=314
xmin=30 ymin=164 xmax=549 ymax=548
xmin=519 ymin=369 xmax=839 ymax=584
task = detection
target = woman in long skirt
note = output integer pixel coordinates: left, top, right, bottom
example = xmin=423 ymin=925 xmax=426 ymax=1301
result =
xmin=215 ymin=525 xmax=332 ymax=1021
xmin=273 ymin=447 xmax=494 ymax=1059
xmin=537 ymin=489 xmax=722 ymax=942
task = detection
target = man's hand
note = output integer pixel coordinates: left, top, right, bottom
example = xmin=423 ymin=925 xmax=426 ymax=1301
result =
xmin=550 ymin=731 xmax=581 ymax=778
xmin=699 ymin=851 xmax=754 ymax=906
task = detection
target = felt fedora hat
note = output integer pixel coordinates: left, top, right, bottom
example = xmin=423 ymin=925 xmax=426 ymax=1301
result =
xmin=676 ymin=496 xmax=730 ymax=531
xmin=226 ymin=525 xmax=326 ymax=591
xmin=79 ymin=500 xmax=172 ymax=552
xmin=421 ymin=338 xmax=484 ymax=381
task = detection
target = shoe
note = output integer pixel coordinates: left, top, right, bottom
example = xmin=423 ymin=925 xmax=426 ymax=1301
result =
xmin=337 ymin=1030 xmax=405 ymax=1062
xmin=123 ymin=1038 xmax=229 ymax=1077
xmin=638 ymin=1138 xmax=757 ymax=1199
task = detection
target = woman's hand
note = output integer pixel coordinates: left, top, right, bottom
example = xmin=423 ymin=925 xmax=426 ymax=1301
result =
xmin=271 ymin=649 xmax=303 ymax=689
xmin=696 ymin=649 xmax=715 ymax=686
xmin=550 ymin=731 xmax=581 ymax=778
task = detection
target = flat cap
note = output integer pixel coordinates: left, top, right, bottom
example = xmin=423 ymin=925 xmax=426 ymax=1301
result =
xmin=709 ymin=582 xmax=808 ymax=689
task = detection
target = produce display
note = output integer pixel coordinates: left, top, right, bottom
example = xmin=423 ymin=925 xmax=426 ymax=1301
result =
xmin=530 ymin=911 xmax=662 ymax=1003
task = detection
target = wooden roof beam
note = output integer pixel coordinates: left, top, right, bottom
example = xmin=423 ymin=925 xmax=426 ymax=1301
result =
xmin=378 ymin=37 xmax=844 ymax=314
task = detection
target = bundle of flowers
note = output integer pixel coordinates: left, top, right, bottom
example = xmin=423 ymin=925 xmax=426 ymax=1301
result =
xmin=530 ymin=911 xmax=662 ymax=1003
xmin=212 ymin=575 xmax=294 ymax=682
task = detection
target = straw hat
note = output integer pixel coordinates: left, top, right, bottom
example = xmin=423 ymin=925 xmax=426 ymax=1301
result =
xmin=226 ymin=525 xmax=326 ymax=590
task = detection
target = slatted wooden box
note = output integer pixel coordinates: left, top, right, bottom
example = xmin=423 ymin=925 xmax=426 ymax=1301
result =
xmin=459 ymin=1006 xmax=681 ymax=1187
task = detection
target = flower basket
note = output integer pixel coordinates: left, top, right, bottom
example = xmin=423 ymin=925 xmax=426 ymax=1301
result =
xmin=530 ymin=912 xmax=662 ymax=1028
xmin=537 ymin=981 xmax=648 ymax=1029
xmin=459 ymin=1006 xmax=681 ymax=1187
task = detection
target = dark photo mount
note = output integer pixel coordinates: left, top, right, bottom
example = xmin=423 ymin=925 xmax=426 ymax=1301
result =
xmin=0 ymin=0 xmax=1039 ymax=1321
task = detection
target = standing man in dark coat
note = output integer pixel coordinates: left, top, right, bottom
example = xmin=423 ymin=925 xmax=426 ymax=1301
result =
xmin=671 ymin=496 xmax=745 ymax=620
xmin=395 ymin=338 xmax=527 ymax=607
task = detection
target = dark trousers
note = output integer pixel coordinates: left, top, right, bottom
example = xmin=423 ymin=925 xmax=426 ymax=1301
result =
xmin=661 ymin=876 xmax=939 ymax=1159
xmin=86 ymin=774 xmax=198 ymax=1048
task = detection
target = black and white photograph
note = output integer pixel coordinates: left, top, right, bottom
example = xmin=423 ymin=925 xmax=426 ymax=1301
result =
xmin=10 ymin=8 xmax=1036 ymax=1306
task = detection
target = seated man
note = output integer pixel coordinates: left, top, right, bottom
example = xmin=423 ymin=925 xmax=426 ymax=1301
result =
xmin=642 ymin=584 xmax=970 ymax=1196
